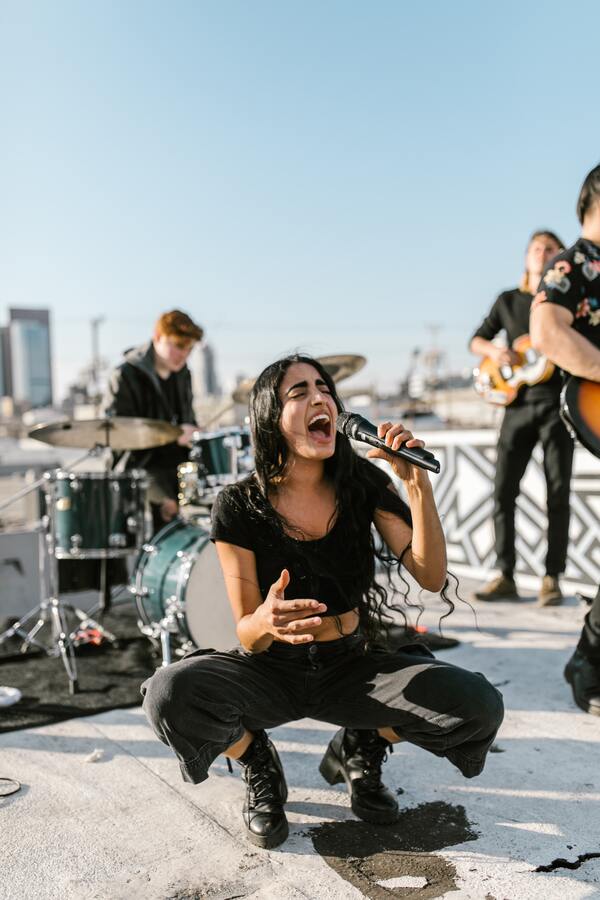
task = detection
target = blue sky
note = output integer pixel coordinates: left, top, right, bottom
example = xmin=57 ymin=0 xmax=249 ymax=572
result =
xmin=2 ymin=1 xmax=599 ymax=400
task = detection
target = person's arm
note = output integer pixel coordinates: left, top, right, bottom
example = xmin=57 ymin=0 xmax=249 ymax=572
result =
xmin=469 ymin=296 xmax=519 ymax=366
xmin=102 ymin=365 xmax=139 ymax=418
xmin=470 ymin=336 xmax=520 ymax=367
xmin=214 ymin=543 xmax=327 ymax=652
xmin=530 ymin=302 xmax=600 ymax=381
xmin=369 ymin=424 xmax=447 ymax=592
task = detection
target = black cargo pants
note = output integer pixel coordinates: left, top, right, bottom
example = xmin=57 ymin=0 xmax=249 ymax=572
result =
xmin=141 ymin=633 xmax=504 ymax=785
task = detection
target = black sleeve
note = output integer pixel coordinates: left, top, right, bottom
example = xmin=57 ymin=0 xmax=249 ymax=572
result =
xmin=102 ymin=364 xmax=141 ymax=418
xmin=210 ymin=487 xmax=255 ymax=551
xmin=470 ymin=294 xmax=505 ymax=344
xmin=533 ymin=250 xmax=585 ymax=320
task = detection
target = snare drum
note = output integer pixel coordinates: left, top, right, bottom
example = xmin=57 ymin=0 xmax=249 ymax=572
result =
xmin=133 ymin=518 xmax=237 ymax=653
xmin=44 ymin=470 xmax=147 ymax=559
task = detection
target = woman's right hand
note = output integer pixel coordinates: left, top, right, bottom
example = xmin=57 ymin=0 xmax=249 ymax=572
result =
xmin=254 ymin=569 xmax=327 ymax=644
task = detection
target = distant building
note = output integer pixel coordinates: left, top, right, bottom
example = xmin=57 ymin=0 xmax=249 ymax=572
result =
xmin=6 ymin=308 xmax=53 ymax=410
xmin=190 ymin=342 xmax=221 ymax=398
xmin=0 ymin=326 xmax=11 ymax=398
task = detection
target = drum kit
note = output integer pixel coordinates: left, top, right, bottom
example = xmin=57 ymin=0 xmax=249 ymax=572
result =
xmin=0 ymin=354 xmax=366 ymax=691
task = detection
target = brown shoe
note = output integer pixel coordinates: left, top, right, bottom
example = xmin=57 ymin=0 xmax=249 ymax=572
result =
xmin=537 ymin=575 xmax=563 ymax=607
xmin=472 ymin=574 xmax=518 ymax=602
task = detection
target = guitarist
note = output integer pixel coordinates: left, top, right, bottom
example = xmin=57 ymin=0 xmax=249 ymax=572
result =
xmin=469 ymin=230 xmax=574 ymax=606
xmin=530 ymin=164 xmax=600 ymax=715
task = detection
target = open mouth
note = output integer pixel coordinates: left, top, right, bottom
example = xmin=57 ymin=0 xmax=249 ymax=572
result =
xmin=307 ymin=413 xmax=332 ymax=440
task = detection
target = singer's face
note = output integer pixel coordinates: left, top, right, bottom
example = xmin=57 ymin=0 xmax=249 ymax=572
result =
xmin=278 ymin=363 xmax=337 ymax=461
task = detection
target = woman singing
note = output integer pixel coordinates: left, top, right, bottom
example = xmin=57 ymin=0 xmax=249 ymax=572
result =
xmin=142 ymin=354 xmax=504 ymax=849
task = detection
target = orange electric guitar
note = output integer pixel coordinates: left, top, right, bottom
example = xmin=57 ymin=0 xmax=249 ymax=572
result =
xmin=473 ymin=334 xmax=555 ymax=406
xmin=561 ymin=377 xmax=600 ymax=458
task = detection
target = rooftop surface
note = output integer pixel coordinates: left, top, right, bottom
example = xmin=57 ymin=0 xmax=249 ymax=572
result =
xmin=2 ymin=576 xmax=600 ymax=900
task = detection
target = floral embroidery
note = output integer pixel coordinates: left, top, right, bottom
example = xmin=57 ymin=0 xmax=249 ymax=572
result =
xmin=582 ymin=260 xmax=600 ymax=281
xmin=543 ymin=263 xmax=571 ymax=293
xmin=576 ymin=297 xmax=600 ymax=326
xmin=542 ymin=240 xmax=600 ymax=339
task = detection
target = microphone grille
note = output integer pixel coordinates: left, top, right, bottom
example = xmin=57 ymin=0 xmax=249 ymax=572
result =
xmin=335 ymin=412 xmax=354 ymax=436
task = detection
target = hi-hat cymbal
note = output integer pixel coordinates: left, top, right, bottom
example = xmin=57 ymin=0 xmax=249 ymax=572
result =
xmin=232 ymin=354 xmax=367 ymax=405
xmin=28 ymin=417 xmax=183 ymax=451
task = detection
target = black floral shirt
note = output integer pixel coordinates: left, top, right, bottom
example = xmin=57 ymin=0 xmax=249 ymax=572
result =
xmin=533 ymin=238 xmax=600 ymax=348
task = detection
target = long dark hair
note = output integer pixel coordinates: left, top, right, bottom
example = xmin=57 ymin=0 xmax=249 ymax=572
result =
xmin=233 ymin=353 xmax=456 ymax=641
xmin=577 ymin=164 xmax=600 ymax=225
xmin=249 ymin=354 xmax=353 ymax=496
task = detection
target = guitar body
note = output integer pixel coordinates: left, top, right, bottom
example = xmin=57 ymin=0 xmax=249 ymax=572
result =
xmin=473 ymin=334 xmax=555 ymax=406
xmin=561 ymin=377 xmax=600 ymax=458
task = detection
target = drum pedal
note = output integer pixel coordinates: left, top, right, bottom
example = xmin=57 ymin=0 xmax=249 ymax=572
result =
xmin=72 ymin=627 xmax=106 ymax=648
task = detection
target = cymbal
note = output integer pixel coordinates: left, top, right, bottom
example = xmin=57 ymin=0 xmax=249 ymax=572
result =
xmin=317 ymin=353 xmax=367 ymax=383
xmin=231 ymin=377 xmax=257 ymax=405
xmin=28 ymin=417 xmax=183 ymax=451
xmin=232 ymin=354 xmax=367 ymax=405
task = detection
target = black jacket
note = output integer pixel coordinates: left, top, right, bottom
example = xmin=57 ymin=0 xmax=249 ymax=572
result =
xmin=103 ymin=341 xmax=196 ymax=500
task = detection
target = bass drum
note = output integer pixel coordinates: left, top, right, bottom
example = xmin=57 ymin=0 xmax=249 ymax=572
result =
xmin=133 ymin=518 xmax=238 ymax=654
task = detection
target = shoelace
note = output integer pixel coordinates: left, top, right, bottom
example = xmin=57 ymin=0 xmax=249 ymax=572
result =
xmin=245 ymin=749 xmax=282 ymax=805
xmin=354 ymin=737 xmax=393 ymax=788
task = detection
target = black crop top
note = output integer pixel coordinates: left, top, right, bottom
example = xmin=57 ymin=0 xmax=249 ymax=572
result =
xmin=210 ymin=462 xmax=412 ymax=616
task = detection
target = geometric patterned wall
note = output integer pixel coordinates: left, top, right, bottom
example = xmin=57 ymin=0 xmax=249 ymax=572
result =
xmin=416 ymin=430 xmax=600 ymax=590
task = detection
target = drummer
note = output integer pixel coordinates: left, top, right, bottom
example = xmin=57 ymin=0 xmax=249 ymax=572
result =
xmin=104 ymin=309 xmax=203 ymax=534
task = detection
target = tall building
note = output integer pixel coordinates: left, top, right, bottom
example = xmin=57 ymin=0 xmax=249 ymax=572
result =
xmin=0 ymin=326 xmax=11 ymax=398
xmin=202 ymin=343 xmax=220 ymax=396
xmin=190 ymin=342 xmax=221 ymax=398
xmin=7 ymin=308 xmax=53 ymax=409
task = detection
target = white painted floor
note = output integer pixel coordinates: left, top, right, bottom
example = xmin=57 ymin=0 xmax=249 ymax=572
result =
xmin=2 ymin=577 xmax=600 ymax=899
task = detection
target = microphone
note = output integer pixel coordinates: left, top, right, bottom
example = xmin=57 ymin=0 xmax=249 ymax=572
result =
xmin=336 ymin=412 xmax=441 ymax=474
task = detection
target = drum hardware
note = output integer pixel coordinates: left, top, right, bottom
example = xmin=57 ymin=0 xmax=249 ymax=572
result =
xmin=0 ymin=446 xmax=114 ymax=693
xmin=0 ymin=415 xmax=173 ymax=692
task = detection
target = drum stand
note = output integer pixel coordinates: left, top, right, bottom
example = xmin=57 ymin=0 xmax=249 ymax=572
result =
xmin=0 ymin=446 xmax=117 ymax=694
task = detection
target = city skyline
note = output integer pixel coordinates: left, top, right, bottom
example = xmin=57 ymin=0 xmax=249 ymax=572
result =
xmin=3 ymin=2 xmax=600 ymax=401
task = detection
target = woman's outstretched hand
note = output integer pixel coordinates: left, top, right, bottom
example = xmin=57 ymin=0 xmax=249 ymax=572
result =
xmin=366 ymin=421 xmax=429 ymax=484
xmin=255 ymin=569 xmax=327 ymax=644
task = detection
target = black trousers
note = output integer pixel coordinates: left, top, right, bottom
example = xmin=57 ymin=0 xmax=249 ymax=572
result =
xmin=494 ymin=401 xmax=574 ymax=577
xmin=141 ymin=633 xmax=504 ymax=786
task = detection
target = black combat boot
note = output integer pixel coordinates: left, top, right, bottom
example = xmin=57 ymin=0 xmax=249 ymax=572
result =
xmin=565 ymin=615 xmax=600 ymax=716
xmin=319 ymin=727 xmax=399 ymax=824
xmin=564 ymin=649 xmax=600 ymax=716
xmin=237 ymin=731 xmax=289 ymax=849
